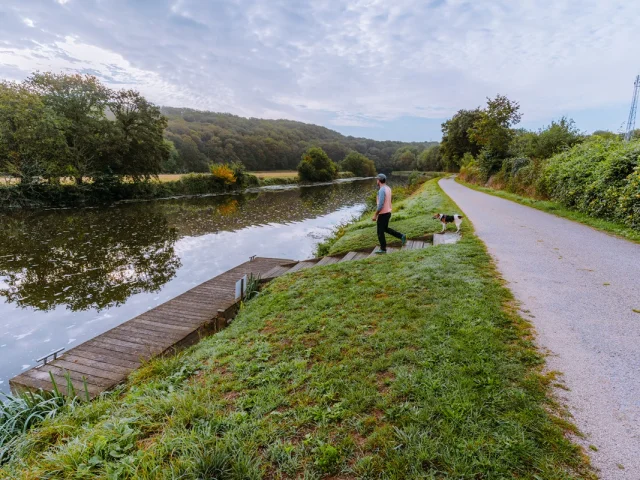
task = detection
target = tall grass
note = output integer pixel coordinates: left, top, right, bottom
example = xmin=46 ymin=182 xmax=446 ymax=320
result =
xmin=0 ymin=373 xmax=86 ymax=465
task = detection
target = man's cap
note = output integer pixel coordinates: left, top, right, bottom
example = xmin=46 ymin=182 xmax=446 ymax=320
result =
xmin=376 ymin=173 xmax=387 ymax=181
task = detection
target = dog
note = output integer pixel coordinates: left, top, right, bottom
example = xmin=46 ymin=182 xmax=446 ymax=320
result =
xmin=432 ymin=213 xmax=464 ymax=233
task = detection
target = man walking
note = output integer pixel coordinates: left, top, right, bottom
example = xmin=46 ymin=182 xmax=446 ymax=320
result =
xmin=372 ymin=174 xmax=406 ymax=254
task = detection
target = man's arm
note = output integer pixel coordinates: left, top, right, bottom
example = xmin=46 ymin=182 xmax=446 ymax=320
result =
xmin=372 ymin=188 xmax=385 ymax=221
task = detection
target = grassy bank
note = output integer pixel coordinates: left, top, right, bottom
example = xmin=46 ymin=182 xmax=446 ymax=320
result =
xmin=1 ymin=180 xmax=591 ymax=479
xmin=318 ymin=179 xmax=456 ymax=255
xmin=457 ymin=178 xmax=640 ymax=244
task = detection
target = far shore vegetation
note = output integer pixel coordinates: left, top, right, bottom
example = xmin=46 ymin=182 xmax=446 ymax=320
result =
xmin=0 ymin=179 xmax=593 ymax=478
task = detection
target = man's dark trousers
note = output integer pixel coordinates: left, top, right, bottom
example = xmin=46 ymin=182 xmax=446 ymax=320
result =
xmin=377 ymin=212 xmax=402 ymax=251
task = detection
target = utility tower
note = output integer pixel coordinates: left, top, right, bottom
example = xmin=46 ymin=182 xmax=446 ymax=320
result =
xmin=624 ymin=75 xmax=640 ymax=141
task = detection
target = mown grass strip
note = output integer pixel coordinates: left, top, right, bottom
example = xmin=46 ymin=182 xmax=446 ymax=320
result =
xmin=456 ymin=178 xmax=640 ymax=244
xmin=0 ymin=180 xmax=592 ymax=479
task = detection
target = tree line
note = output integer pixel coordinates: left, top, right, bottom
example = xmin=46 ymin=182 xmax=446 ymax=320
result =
xmin=446 ymin=94 xmax=640 ymax=229
xmin=0 ymin=73 xmax=169 ymax=184
xmin=161 ymin=107 xmax=438 ymax=174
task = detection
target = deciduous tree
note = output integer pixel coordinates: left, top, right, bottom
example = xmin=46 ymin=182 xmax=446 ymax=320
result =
xmin=468 ymin=95 xmax=521 ymax=158
xmin=298 ymin=146 xmax=338 ymax=182
xmin=340 ymin=151 xmax=376 ymax=177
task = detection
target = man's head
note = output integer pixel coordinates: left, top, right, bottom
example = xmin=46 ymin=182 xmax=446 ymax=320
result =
xmin=376 ymin=173 xmax=386 ymax=187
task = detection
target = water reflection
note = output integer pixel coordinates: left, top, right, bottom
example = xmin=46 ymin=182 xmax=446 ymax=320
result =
xmin=0 ymin=179 xmax=380 ymax=392
xmin=0 ymin=208 xmax=181 ymax=312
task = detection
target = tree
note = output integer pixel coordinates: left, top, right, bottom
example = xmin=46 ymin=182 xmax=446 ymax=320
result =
xmin=340 ymin=151 xmax=376 ymax=177
xmin=110 ymin=89 xmax=170 ymax=180
xmin=297 ymin=146 xmax=338 ymax=182
xmin=440 ymin=109 xmax=483 ymax=170
xmin=468 ymin=95 xmax=521 ymax=158
xmin=417 ymin=145 xmax=443 ymax=171
xmin=591 ymin=130 xmax=618 ymax=140
xmin=0 ymin=82 xmax=67 ymax=182
xmin=392 ymin=146 xmax=418 ymax=171
xmin=531 ymin=117 xmax=582 ymax=159
xmin=509 ymin=118 xmax=583 ymax=160
xmin=161 ymin=140 xmax=181 ymax=173
xmin=25 ymin=72 xmax=114 ymax=184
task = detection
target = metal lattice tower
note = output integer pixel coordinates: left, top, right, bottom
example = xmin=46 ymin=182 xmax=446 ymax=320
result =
xmin=624 ymin=75 xmax=640 ymax=141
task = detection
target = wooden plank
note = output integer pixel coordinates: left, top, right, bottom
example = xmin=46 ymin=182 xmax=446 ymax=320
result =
xmin=278 ymin=262 xmax=300 ymax=274
xmin=134 ymin=318 xmax=194 ymax=332
xmin=352 ymin=252 xmax=369 ymax=261
xmin=316 ymin=256 xmax=340 ymax=266
xmin=38 ymin=364 xmax=114 ymax=388
xmin=125 ymin=320 xmax=198 ymax=337
xmin=263 ymin=265 xmax=291 ymax=278
xmin=21 ymin=369 xmax=103 ymax=396
xmin=59 ymin=354 xmax=132 ymax=375
xmin=91 ymin=337 xmax=159 ymax=356
xmin=102 ymin=331 xmax=168 ymax=349
xmin=10 ymin=374 xmax=73 ymax=397
xmin=67 ymin=347 xmax=141 ymax=369
xmin=115 ymin=324 xmax=185 ymax=342
xmin=339 ymin=251 xmax=358 ymax=263
xmin=135 ymin=311 xmax=207 ymax=327
xmin=84 ymin=340 xmax=149 ymax=360
xmin=52 ymin=359 xmax=124 ymax=382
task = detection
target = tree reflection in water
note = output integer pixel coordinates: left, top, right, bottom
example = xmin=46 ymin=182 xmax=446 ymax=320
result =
xmin=0 ymin=207 xmax=181 ymax=312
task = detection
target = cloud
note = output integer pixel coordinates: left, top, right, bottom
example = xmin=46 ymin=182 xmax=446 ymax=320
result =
xmin=0 ymin=0 xmax=638 ymax=138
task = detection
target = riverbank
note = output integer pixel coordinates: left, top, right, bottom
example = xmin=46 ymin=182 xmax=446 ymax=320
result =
xmin=456 ymin=179 xmax=640 ymax=244
xmin=0 ymin=178 xmax=592 ymax=477
xmin=0 ymin=172 xmax=360 ymax=209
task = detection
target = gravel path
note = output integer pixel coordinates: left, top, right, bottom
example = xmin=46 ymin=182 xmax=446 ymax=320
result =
xmin=439 ymin=178 xmax=640 ymax=479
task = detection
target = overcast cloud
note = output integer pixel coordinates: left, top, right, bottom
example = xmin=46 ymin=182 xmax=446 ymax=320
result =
xmin=1 ymin=0 xmax=638 ymax=140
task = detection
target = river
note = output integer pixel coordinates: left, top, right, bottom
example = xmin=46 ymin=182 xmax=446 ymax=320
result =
xmin=0 ymin=178 xmax=381 ymax=394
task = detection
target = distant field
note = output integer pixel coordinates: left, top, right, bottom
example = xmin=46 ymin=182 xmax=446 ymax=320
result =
xmin=249 ymin=170 xmax=298 ymax=179
xmin=156 ymin=174 xmax=192 ymax=183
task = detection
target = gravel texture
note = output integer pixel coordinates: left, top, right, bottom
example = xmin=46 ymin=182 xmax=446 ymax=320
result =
xmin=439 ymin=178 xmax=640 ymax=479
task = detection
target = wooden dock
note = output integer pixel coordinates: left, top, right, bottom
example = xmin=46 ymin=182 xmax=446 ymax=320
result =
xmin=9 ymin=257 xmax=291 ymax=398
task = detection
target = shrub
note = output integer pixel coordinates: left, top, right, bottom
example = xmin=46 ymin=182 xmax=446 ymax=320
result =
xmin=459 ymin=160 xmax=484 ymax=184
xmin=543 ymin=138 xmax=640 ymax=226
xmin=209 ymin=163 xmax=236 ymax=185
xmin=297 ymin=147 xmax=338 ymax=182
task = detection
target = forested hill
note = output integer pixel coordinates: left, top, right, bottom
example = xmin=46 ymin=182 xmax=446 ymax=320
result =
xmin=161 ymin=107 xmax=437 ymax=172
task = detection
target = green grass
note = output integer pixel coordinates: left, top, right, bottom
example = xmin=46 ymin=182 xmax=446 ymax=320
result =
xmin=0 ymin=180 xmax=592 ymax=479
xmin=457 ymin=178 xmax=640 ymax=244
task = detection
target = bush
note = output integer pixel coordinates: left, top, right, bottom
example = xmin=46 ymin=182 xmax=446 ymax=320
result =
xmin=297 ymin=147 xmax=338 ymax=182
xmin=543 ymin=137 xmax=640 ymax=226
xmin=462 ymin=136 xmax=640 ymax=230
xmin=340 ymin=152 xmax=376 ymax=177
xmin=209 ymin=164 xmax=236 ymax=185
xmin=459 ymin=159 xmax=484 ymax=184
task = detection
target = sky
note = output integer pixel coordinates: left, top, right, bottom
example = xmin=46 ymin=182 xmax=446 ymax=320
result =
xmin=0 ymin=0 xmax=639 ymax=142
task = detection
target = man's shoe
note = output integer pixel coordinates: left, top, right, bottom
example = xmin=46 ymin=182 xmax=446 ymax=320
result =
xmin=401 ymin=234 xmax=407 ymax=246
xmin=374 ymin=249 xmax=387 ymax=254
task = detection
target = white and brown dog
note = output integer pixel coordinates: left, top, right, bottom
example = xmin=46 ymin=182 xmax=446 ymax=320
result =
xmin=432 ymin=213 xmax=464 ymax=233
